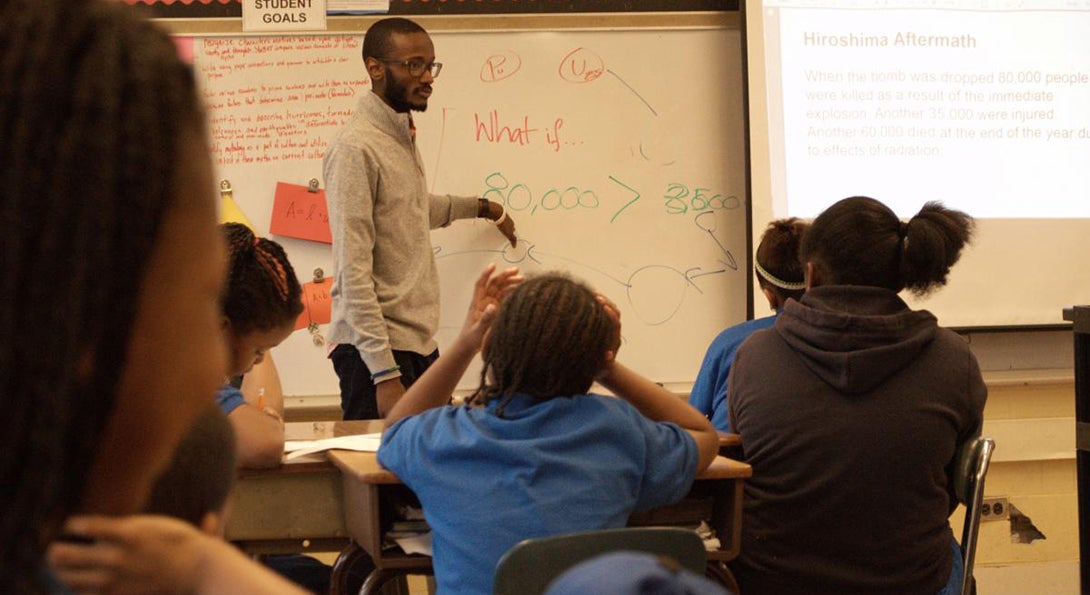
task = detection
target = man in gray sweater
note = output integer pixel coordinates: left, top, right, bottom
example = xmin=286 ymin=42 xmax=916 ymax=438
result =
xmin=323 ymin=17 xmax=517 ymax=420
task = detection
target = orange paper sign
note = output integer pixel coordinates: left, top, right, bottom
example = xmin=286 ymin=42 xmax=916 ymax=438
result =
xmin=270 ymin=181 xmax=332 ymax=244
xmin=295 ymin=277 xmax=334 ymax=331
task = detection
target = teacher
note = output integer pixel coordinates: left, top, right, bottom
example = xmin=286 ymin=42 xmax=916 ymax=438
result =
xmin=323 ymin=17 xmax=517 ymax=420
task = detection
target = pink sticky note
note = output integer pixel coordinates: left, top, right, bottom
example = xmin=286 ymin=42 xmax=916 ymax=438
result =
xmin=295 ymin=277 xmax=334 ymax=330
xmin=270 ymin=181 xmax=332 ymax=244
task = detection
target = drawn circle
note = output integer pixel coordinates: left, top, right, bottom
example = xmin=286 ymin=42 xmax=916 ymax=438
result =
xmin=626 ymin=266 xmax=690 ymax=326
xmin=558 ymin=47 xmax=605 ymax=84
xmin=721 ymin=194 xmax=741 ymax=210
xmin=501 ymin=240 xmax=532 ymax=264
xmin=541 ymin=189 xmax=561 ymax=211
xmin=560 ymin=187 xmax=581 ymax=209
xmin=579 ymin=190 xmax=599 ymax=209
xmin=480 ymin=51 xmax=522 ymax=83
xmin=507 ymin=183 xmax=533 ymax=212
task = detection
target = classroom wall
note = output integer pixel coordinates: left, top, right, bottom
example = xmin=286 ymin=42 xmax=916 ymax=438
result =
xmin=959 ymin=329 xmax=1079 ymax=570
xmin=193 ymin=20 xmax=749 ymax=398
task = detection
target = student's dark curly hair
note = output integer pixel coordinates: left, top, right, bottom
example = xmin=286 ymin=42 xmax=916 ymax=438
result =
xmin=467 ymin=274 xmax=615 ymax=416
xmin=145 ymin=404 xmax=237 ymax=528
xmin=0 ymin=0 xmax=204 ymax=590
xmin=221 ymin=223 xmax=304 ymax=335
xmin=362 ymin=17 xmax=427 ymax=61
xmin=800 ymin=196 xmax=974 ymax=296
xmin=755 ymin=218 xmax=808 ymax=302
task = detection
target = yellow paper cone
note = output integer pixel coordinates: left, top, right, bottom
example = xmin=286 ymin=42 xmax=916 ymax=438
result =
xmin=220 ymin=193 xmax=253 ymax=228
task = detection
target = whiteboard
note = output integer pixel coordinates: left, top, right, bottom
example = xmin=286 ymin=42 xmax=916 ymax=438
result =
xmin=193 ymin=27 xmax=748 ymax=397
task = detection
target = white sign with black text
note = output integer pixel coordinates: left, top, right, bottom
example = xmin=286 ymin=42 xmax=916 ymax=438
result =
xmin=242 ymin=0 xmax=327 ymax=32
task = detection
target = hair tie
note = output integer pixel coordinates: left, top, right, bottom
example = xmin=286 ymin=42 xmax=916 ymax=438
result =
xmin=755 ymin=261 xmax=806 ymax=291
xmin=253 ymin=236 xmax=260 ymax=247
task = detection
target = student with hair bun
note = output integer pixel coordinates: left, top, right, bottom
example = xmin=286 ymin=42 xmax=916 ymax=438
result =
xmin=726 ymin=197 xmax=986 ymax=595
xmin=689 ymin=218 xmax=807 ymax=432
xmin=217 ymin=222 xmax=303 ymax=469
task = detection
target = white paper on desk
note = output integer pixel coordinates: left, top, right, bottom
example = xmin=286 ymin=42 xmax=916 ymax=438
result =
xmin=283 ymin=433 xmax=382 ymax=460
xmin=392 ymin=532 xmax=432 ymax=556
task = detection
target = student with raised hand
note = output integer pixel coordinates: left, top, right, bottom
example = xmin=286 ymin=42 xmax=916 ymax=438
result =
xmin=726 ymin=197 xmax=986 ymax=595
xmin=689 ymin=218 xmax=807 ymax=432
xmin=218 ymin=222 xmax=303 ymax=469
xmin=377 ymin=266 xmax=719 ymax=595
xmin=0 ymin=0 xmax=305 ymax=592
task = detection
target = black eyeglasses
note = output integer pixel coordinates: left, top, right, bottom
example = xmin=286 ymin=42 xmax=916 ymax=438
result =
xmin=375 ymin=58 xmax=442 ymax=79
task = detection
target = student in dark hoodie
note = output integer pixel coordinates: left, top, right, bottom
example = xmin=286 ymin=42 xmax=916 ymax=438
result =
xmin=726 ymin=196 xmax=986 ymax=595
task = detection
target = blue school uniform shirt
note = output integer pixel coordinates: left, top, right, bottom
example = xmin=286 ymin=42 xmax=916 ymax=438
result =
xmin=377 ymin=392 xmax=700 ymax=595
xmin=215 ymin=384 xmax=245 ymax=415
xmin=688 ymin=314 xmax=778 ymax=432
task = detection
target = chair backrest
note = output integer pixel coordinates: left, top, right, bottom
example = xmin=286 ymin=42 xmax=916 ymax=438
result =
xmin=953 ymin=435 xmax=996 ymax=595
xmin=493 ymin=527 xmax=707 ymax=595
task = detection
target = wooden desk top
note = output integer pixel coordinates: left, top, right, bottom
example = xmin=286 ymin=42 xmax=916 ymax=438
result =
xmin=276 ymin=420 xmax=752 ymax=483
xmin=284 ymin=419 xmax=384 ymax=441
xmin=328 ymin=449 xmax=752 ymax=485
xmin=237 ymin=421 xmax=383 ymax=478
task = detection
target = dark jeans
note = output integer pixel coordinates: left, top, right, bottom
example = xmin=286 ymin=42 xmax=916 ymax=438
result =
xmin=330 ymin=344 xmax=438 ymax=420
xmin=263 ymin=554 xmax=335 ymax=595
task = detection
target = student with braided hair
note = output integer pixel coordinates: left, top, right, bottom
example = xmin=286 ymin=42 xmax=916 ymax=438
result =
xmin=689 ymin=218 xmax=808 ymax=432
xmin=377 ymin=266 xmax=719 ymax=595
xmin=2 ymin=0 xmax=307 ymax=592
xmin=218 ymin=222 xmax=303 ymax=469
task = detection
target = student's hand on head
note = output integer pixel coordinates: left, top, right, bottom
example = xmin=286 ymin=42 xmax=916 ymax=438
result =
xmin=596 ymin=294 xmax=623 ymax=375
xmin=48 ymin=515 xmax=207 ymax=595
xmin=460 ymin=264 xmax=523 ymax=349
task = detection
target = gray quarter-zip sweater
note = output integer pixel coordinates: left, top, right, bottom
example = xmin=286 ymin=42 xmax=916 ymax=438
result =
xmin=323 ymin=91 xmax=478 ymax=376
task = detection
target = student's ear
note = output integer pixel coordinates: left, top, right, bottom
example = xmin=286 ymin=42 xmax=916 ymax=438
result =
xmin=804 ymin=261 xmax=823 ymax=290
xmin=761 ymin=286 xmax=781 ymax=311
xmin=220 ymin=315 xmax=232 ymax=333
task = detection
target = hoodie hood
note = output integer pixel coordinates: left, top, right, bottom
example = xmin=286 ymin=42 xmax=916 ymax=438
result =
xmin=776 ymin=285 xmax=938 ymax=394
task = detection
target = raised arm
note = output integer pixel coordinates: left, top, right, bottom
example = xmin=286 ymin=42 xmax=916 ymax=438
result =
xmin=384 ymin=264 xmax=522 ymax=428
xmin=594 ymin=297 xmax=718 ymax=471
xmin=428 ymin=194 xmax=517 ymax=247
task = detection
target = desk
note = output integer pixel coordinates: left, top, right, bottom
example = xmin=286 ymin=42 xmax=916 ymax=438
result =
xmin=227 ymin=422 xmax=751 ymax=594
xmin=329 ymin=449 xmax=752 ymax=594
xmin=225 ymin=420 xmax=381 ymax=555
